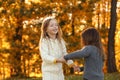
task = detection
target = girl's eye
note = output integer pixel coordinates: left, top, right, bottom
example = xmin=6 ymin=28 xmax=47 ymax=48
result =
xmin=50 ymin=24 xmax=58 ymax=27
xmin=55 ymin=24 xmax=58 ymax=26
xmin=50 ymin=24 xmax=54 ymax=27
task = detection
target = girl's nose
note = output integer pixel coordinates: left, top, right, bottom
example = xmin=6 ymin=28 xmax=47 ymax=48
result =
xmin=54 ymin=25 xmax=58 ymax=28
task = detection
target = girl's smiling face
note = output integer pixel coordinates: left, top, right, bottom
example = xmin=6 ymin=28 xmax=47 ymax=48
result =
xmin=46 ymin=19 xmax=58 ymax=36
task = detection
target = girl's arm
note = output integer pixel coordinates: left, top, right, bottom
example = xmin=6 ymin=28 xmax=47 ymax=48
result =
xmin=64 ymin=46 xmax=91 ymax=61
xmin=39 ymin=39 xmax=56 ymax=63
xmin=61 ymin=40 xmax=74 ymax=66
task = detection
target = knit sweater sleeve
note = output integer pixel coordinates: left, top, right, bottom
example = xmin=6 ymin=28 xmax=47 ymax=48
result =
xmin=39 ymin=39 xmax=56 ymax=63
xmin=61 ymin=40 xmax=74 ymax=66
xmin=64 ymin=46 xmax=91 ymax=60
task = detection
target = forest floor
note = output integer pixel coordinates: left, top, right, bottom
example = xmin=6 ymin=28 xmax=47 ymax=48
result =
xmin=4 ymin=72 xmax=120 ymax=80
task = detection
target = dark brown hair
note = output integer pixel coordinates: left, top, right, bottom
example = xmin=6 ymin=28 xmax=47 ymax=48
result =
xmin=81 ymin=27 xmax=105 ymax=60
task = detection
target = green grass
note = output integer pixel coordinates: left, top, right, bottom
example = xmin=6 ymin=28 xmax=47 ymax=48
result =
xmin=65 ymin=72 xmax=120 ymax=80
xmin=104 ymin=72 xmax=120 ymax=80
xmin=4 ymin=72 xmax=120 ymax=80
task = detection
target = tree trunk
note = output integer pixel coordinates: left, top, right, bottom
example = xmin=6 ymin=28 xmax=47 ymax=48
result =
xmin=12 ymin=0 xmax=25 ymax=77
xmin=13 ymin=18 xmax=23 ymax=76
xmin=71 ymin=18 xmax=75 ymax=35
xmin=107 ymin=0 xmax=118 ymax=73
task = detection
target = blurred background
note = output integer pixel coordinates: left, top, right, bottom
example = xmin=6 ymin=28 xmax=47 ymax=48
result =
xmin=0 ymin=0 xmax=120 ymax=79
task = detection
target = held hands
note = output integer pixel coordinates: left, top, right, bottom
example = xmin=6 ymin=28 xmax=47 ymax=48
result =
xmin=72 ymin=65 xmax=80 ymax=72
xmin=56 ymin=57 xmax=80 ymax=72
xmin=56 ymin=57 xmax=66 ymax=63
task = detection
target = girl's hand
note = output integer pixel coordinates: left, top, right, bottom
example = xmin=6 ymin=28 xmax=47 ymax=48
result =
xmin=56 ymin=57 xmax=66 ymax=63
xmin=73 ymin=65 xmax=80 ymax=72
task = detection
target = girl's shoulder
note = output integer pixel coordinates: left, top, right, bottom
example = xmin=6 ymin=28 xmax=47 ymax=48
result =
xmin=40 ymin=38 xmax=49 ymax=44
xmin=84 ymin=45 xmax=98 ymax=51
xmin=85 ymin=45 xmax=97 ymax=48
xmin=80 ymin=45 xmax=99 ymax=55
xmin=60 ymin=38 xmax=67 ymax=45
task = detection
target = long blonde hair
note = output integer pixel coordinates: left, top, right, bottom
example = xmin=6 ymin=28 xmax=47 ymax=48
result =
xmin=40 ymin=17 xmax=63 ymax=42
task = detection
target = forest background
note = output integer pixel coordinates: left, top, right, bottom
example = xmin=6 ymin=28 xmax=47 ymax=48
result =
xmin=0 ymin=0 xmax=120 ymax=79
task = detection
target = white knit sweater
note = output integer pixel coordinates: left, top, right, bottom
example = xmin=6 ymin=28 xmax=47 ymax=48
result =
xmin=39 ymin=38 xmax=73 ymax=80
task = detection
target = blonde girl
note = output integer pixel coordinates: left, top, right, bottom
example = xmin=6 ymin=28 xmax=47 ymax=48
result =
xmin=39 ymin=17 xmax=74 ymax=80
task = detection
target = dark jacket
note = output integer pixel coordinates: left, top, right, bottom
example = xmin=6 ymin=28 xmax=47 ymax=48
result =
xmin=64 ymin=45 xmax=104 ymax=80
